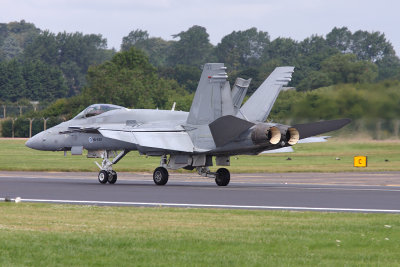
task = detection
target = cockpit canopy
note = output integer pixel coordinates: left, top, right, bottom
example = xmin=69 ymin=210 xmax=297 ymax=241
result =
xmin=74 ymin=104 xmax=124 ymax=119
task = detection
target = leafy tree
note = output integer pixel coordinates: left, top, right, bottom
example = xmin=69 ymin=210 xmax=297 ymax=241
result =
xmin=121 ymin=29 xmax=149 ymax=51
xmin=326 ymin=27 xmax=353 ymax=54
xmin=23 ymin=60 xmax=68 ymax=101
xmin=0 ymin=60 xmax=25 ymax=102
xmin=262 ymin=37 xmax=298 ymax=65
xmin=321 ymin=54 xmax=378 ymax=84
xmin=0 ymin=20 xmax=40 ymax=61
xmin=375 ymin=55 xmax=400 ymax=81
xmin=167 ymin=25 xmax=214 ymax=67
xmin=296 ymin=71 xmax=332 ymax=91
xmin=83 ymin=47 xmax=188 ymax=110
xmin=135 ymin=38 xmax=173 ymax=67
xmin=216 ymin=28 xmax=270 ymax=70
xmin=24 ymin=31 xmax=113 ymax=96
xmin=158 ymin=65 xmax=201 ymax=93
xmin=0 ymin=59 xmax=67 ymax=102
xmin=351 ymin=30 xmax=395 ymax=62
xmin=121 ymin=29 xmax=173 ymax=67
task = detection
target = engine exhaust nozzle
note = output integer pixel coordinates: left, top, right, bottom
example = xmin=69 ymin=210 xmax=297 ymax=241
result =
xmin=251 ymin=124 xmax=281 ymax=145
xmin=286 ymin=127 xmax=300 ymax=145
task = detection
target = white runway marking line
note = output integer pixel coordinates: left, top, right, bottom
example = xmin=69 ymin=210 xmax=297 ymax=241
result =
xmin=3 ymin=198 xmax=400 ymax=213
xmin=2 ymin=176 xmax=400 ymax=191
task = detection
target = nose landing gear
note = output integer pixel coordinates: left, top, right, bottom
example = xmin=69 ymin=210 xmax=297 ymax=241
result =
xmin=96 ymin=150 xmax=128 ymax=184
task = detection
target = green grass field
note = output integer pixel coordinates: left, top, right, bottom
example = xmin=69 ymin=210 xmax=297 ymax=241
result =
xmin=1 ymin=139 xmax=400 ymax=266
xmin=0 ymin=203 xmax=399 ymax=266
xmin=1 ymin=138 xmax=400 ymax=173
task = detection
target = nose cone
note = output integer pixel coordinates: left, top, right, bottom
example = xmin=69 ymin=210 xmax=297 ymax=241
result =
xmin=25 ymin=132 xmax=45 ymax=150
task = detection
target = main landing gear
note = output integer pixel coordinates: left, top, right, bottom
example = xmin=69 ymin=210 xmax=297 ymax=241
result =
xmin=96 ymin=150 xmax=128 ymax=185
xmin=215 ymin=168 xmax=230 ymax=186
xmin=153 ymin=167 xmax=169 ymax=185
xmin=152 ymin=155 xmax=231 ymax=186
xmin=197 ymin=166 xmax=230 ymax=186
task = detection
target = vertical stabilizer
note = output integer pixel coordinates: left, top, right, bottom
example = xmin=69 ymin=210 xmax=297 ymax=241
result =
xmin=238 ymin=66 xmax=294 ymax=122
xmin=232 ymin=77 xmax=251 ymax=114
xmin=187 ymin=63 xmax=234 ymax=125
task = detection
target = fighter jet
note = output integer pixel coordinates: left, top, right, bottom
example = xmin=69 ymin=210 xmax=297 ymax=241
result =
xmin=26 ymin=63 xmax=350 ymax=186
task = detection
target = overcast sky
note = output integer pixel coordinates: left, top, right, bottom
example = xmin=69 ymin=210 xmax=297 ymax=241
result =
xmin=2 ymin=0 xmax=399 ymax=55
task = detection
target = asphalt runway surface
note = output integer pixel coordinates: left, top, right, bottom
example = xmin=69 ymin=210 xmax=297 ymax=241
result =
xmin=1 ymin=171 xmax=400 ymax=213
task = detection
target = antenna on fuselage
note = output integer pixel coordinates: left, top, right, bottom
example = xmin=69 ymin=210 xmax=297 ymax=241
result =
xmin=171 ymin=102 xmax=176 ymax=111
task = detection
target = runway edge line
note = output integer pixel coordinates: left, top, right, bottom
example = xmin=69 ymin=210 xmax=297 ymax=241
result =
xmin=2 ymin=198 xmax=400 ymax=213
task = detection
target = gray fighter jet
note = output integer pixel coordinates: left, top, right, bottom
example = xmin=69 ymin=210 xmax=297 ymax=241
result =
xmin=26 ymin=63 xmax=350 ymax=186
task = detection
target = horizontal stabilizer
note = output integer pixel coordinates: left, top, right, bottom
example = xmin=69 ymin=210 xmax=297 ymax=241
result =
xmin=209 ymin=115 xmax=254 ymax=147
xmin=262 ymin=147 xmax=294 ymax=154
xmin=293 ymin=119 xmax=351 ymax=139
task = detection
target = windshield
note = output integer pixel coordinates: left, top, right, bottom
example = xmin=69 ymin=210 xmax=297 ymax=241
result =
xmin=74 ymin=104 xmax=124 ymax=119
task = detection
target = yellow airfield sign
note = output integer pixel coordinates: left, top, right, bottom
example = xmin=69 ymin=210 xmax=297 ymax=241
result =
xmin=354 ymin=156 xmax=367 ymax=167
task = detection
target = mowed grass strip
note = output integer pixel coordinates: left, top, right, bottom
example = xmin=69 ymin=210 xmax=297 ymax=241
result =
xmin=0 ymin=203 xmax=399 ymax=266
xmin=1 ymin=138 xmax=400 ymax=172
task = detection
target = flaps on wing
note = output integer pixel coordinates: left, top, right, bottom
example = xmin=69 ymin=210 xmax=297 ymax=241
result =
xmin=293 ymin=118 xmax=351 ymax=139
xmin=209 ymin=115 xmax=255 ymax=147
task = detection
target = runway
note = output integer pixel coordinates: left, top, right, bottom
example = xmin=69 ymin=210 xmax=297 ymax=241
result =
xmin=1 ymin=171 xmax=400 ymax=213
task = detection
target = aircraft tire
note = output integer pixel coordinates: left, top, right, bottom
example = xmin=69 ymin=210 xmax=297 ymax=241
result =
xmin=108 ymin=171 xmax=117 ymax=184
xmin=98 ymin=170 xmax=109 ymax=184
xmin=153 ymin=167 xmax=169 ymax=185
xmin=215 ymin=168 xmax=230 ymax=186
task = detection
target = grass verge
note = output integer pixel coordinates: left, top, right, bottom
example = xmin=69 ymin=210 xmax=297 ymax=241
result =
xmin=1 ymin=138 xmax=400 ymax=173
xmin=0 ymin=203 xmax=399 ymax=266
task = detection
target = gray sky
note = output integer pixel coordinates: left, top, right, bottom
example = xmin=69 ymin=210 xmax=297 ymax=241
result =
xmin=2 ymin=0 xmax=399 ymax=55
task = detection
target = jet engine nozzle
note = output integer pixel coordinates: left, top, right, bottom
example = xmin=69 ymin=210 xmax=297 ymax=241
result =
xmin=276 ymin=125 xmax=300 ymax=146
xmin=285 ymin=127 xmax=300 ymax=145
xmin=251 ymin=124 xmax=281 ymax=145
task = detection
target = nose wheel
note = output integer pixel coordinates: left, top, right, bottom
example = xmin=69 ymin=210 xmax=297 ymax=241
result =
xmin=108 ymin=171 xmax=117 ymax=184
xmin=98 ymin=170 xmax=109 ymax=184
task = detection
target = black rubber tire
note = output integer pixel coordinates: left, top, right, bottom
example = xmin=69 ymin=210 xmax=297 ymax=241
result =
xmin=108 ymin=171 xmax=117 ymax=184
xmin=98 ymin=170 xmax=109 ymax=184
xmin=153 ymin=167 xmax=169 ymax=185
xmin=215 ymin=168 xmax=230 ymax=186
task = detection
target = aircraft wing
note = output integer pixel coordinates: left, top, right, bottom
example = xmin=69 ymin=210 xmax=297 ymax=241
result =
xmin=97 ymin=123 xmax=194 ymax=153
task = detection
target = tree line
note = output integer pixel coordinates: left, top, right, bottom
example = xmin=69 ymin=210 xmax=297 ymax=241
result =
xmin=0 ymin=20 xmax=114 ymax=104
xmin=1 ymin=21 xmax=400 ymax=138
xmin=121 ymin=26 xmax=400 ymax=93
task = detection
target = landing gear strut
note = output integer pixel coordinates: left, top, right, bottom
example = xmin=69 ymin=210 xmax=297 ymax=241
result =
xmin=153 ymin=155 xmax=231 ymax=186
xmin=197 ymin=166 xmax=231 ymax=186
xmin=96 ymin=150 xmax=128 ymax=184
